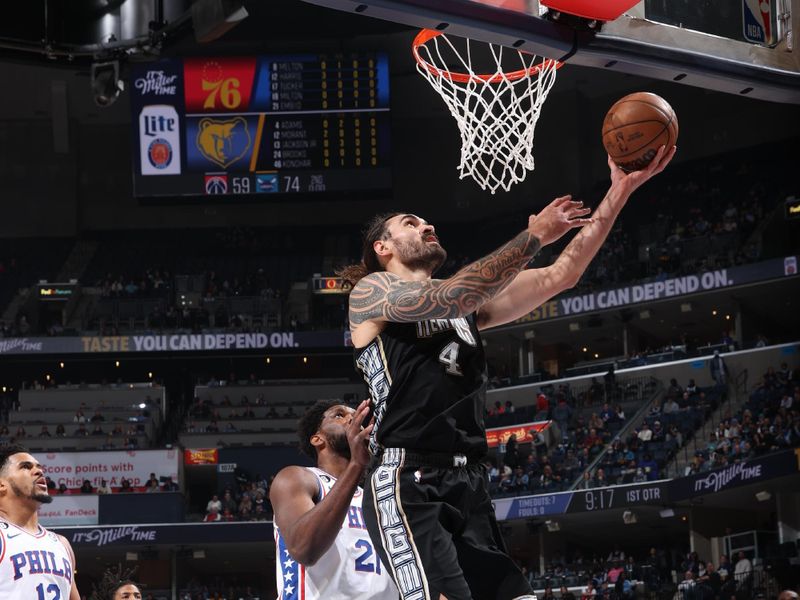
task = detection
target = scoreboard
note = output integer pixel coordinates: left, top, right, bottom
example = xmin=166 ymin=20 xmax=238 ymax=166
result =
xmin=130 ymin=54 xmax=391 ymax=198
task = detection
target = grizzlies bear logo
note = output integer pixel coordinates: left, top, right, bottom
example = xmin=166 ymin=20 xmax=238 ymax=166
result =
xmin=196 ymin=117 xmax=251 ymax=168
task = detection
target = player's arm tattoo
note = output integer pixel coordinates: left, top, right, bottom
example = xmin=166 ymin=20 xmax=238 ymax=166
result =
xmin=349 ymin=230 xmax=541 ymax=324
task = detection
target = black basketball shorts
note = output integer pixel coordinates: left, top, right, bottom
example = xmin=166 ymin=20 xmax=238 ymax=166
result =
xmin=362 ymin=448 xmax=534 ymax=600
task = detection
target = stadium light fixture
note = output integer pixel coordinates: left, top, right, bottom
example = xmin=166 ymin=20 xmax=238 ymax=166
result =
xmin=91 ymin=61 xmax=125 ymax=107
xmin=545 ymin=520 xmax=561 ymax=532
xmin=755 ymin=490 xmax=771 ymax=502
xmin=622 ymin=510 xmax=637 ymax=525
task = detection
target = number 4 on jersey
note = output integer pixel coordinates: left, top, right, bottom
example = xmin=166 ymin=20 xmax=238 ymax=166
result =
xmin=438 ymin=341 xmax=462 ymax=376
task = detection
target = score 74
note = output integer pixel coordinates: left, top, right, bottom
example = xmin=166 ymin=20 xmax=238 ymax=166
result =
xmin=283 ymin=175 xmax=300 ymax=192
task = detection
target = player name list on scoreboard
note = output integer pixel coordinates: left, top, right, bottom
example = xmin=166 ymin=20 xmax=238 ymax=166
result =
xmin=130 ymin=54 xmax=391 ymax=199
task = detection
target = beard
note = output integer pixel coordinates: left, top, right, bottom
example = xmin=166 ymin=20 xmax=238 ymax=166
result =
xmin=11 ymin=481 xmax=53 ymax=504
xmin=393 ymin=238 xmax=447 ymax=273
xmin=327 ymin=431 xmax=352 ymax=460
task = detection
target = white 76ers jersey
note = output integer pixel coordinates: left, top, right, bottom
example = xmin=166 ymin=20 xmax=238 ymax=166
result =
xmin=274 ymin=467 xmax=397 ymax=600
xmin=0 ymin=519 xmax=74 ymax=600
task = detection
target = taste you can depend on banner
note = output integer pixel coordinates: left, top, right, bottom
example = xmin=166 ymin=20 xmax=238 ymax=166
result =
xmin=42 ymin=449 xmax=180 ymax=488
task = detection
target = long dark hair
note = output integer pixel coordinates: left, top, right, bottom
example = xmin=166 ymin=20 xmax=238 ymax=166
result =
xmin=91 ymin=564 xmax=140 ymax=600
xmin=336 ymin=212 xmax=400 ymax=287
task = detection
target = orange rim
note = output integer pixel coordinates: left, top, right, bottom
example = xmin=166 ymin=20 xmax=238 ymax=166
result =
xmin=412 ymin=29 xmax=563 ymax=84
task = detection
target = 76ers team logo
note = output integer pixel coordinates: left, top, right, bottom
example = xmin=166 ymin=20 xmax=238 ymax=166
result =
xmin=147 ymin=138 xmax=173 ymax=170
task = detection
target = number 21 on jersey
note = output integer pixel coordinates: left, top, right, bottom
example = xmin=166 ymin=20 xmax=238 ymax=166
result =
xmin=354 ymin=539 xmax=382 ymax=574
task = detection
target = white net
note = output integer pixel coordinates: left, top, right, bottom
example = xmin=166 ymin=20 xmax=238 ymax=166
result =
xmin=413 ymin=30 xmax=560 ymax=194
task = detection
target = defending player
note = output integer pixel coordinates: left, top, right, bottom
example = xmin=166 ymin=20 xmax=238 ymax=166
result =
xmin=0 ymin=444 xmax=81 ymax=600
xmin=270 ymin=399 xmax=398 ymax=600
xmin=341 ymin=146 xmax=675 ymax=600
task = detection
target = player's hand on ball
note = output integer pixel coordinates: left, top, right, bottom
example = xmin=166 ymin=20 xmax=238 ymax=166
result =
xmin=609 ymin=144 xmax=676 ymax=192
xmin=527 ymin=195 xmax=593 ymax=246
xmin=347 ymin=399 xmax=374 ymax=469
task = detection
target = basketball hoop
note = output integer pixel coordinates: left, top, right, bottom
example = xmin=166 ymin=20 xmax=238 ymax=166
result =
xmin=412 ymin=29 xmax=562 ymax=194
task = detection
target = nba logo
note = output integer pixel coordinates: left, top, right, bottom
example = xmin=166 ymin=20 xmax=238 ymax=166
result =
xmin=205 ymin=174 xmax=228 ymax=195
xmin=785 ymin=256 xmax=797 ymax=276
xmin=140 ymin=105 xmax=182 ymax=175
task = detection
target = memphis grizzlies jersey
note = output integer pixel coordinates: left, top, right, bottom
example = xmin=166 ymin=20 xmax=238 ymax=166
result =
xmin=274 ymin=467 xmax=397 ymax=600
xmin=355 ymin=314 xmax=489 ymax=458
xmin=0 ymin=519 xmax=74 ymax=600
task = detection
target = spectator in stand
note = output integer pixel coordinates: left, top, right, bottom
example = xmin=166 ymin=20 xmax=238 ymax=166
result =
xmin=580 ymin=580 xmax=597 ymax=600
xmin=510 ymin=466 xmax=529 ymax=492
xmin=91 ymin=424 xmax=105 ymax=436
xmin=709 ymin=350 xmax=730 ymax=386
xmin=73 ymin=410 xmax=86 ymax=423
xmin=686 ymin=379 xmax=698 ymax=394
xmin=120 ymin=478 xmax=132 ymax=493
xmin=55 ymin=424 xmax=66 ymax=437
xmin=57 ymin=482 xmax=68 ymax=494
xmin=221 ymin=490 xmax=237 ymax=514
xmin=651 ymin=420 xmax=665 ymax=442
xmin=734 ymin=551 xmax=752 ymax=592
xmin=666 ymin=377 xmax=683 ymax=396
xmin=266 ymin=405 xmax=279 ymax=419
xmin=535 ymin=391 xmax=549 ymax=419
xmin=697 ymin=562 xmax=721 ymax=598
xmin=677 ymin=571 xmax=697 ymax=598
xmin=504 ymin=433 xmax=520 ymax=470
xmin=206 ymin=494 xmax=222 ymax=515
xmin=97 ymin=479 xmax=112 ymax=494
xmin=637 ymin=423 xmax=653 ymax=442
xmin=144 ymin=473 xmax=160 ymax=492
xmin=639 ymin=454 xmax=659 ymax=480
xmin=80 ymin=479 xmax=94 ymax=494
xmin=75 ymin=424 xmax=88 ymax=437
xmin=14 ymin=425 xmax=26 ymax=438
xmin=238 ymin=494 xmax=253 ymax=520
xmin=90 ymin=410 xmax=105 ymax=423
xmin=552 ymin=398 xmax=573 ymax=441
xmin=38 ymin=425 xmax=52 ymax=437
xmin=662 ymin=396 xmax=680 ymax=414
xmin=162 ymin=476 xmax=179 ymax=492
xmin=614 ymin=571 xmax=633 ymax=599
xmin=204 ymin=506 xmax=222 ymax=522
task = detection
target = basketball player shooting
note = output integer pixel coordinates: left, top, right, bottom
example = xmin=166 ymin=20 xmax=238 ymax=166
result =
xmin=340 ymin=145 xmax=675 ymax=600
xmin=269 ymin=399 xmax=398 ymax=600
xmin=0 ymin=444 xmax=81 ymax=600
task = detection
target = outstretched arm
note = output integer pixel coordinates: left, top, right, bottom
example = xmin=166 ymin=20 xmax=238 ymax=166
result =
xmin=269 ymin=401 xmax=373 ymax=566
xmin=477 ymin=146 xmax=676 ymax=330
xmin=348 ymin=195 xmax=592 ymax=330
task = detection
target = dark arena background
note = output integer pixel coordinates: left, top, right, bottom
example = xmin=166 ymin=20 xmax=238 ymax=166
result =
xmin=0 ymin=0 xmax=799 ymax=598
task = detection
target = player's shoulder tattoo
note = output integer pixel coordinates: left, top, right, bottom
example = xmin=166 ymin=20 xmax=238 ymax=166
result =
xmin=348 ymin=272 xmax=400 ymax=325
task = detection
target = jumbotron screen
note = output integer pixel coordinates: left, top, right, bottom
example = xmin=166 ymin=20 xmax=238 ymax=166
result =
xmin=130 ymin=54 xmax=391 ymax=199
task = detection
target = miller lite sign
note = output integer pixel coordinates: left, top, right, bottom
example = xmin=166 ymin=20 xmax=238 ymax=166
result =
xmin=139 ymin=105 xmax=182 ymax=175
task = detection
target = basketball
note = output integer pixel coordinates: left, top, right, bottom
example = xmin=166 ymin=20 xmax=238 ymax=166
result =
xmin=602 ymin=92 xmax=678 ymax=172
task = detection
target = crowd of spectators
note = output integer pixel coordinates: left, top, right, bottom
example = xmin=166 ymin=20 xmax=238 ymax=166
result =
xmin=203 ymin=472 xmax=273 ymax=522
xmin=684 ymin=363 xmax=799 ymax=475
xmin=39 ymin=471 xmax=179 ymax=495
xmin=519 ymin=545 xmax=763 ymax=599
xmin=483 ymin=373 xmax=726 ymax=498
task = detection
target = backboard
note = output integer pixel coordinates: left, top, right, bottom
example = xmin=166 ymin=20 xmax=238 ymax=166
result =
xmin=300 ymin=0 xmax=800 ymax=103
